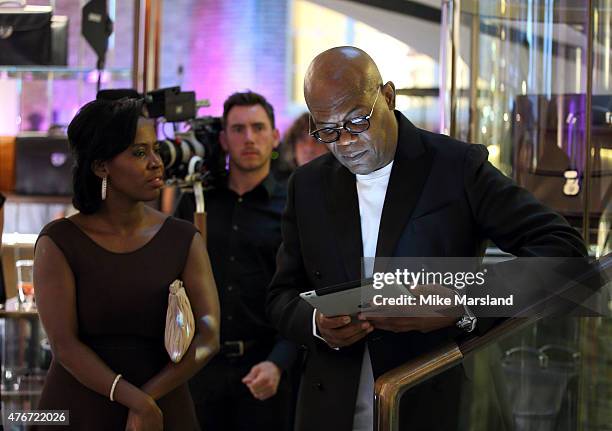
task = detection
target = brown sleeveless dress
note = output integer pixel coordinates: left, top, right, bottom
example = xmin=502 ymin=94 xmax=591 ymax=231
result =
xmin=34 ymin=217 xmax=201 ymax=430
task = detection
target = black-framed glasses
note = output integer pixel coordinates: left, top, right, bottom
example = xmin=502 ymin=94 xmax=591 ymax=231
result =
xmin=309 ymin=86 xmax=381 ymax=144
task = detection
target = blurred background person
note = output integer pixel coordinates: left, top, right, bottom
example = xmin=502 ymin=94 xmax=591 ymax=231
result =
xmin=289 ymin=112 xmax=330 ymax=167
xmin=33 ymin=98 xmax=220 ymax=431
xmin=274 ymin=112 xmax=330 ymax=180
xmin=175 ymin=91 xmax=298 ymax=431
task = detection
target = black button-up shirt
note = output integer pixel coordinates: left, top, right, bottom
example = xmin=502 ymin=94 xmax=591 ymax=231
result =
xmin=174 ymin=175 xmax=296 ymax=370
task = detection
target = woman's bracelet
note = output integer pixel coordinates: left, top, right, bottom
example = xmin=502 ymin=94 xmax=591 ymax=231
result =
xmin=110 ymin=374 xmax=123 ymax=402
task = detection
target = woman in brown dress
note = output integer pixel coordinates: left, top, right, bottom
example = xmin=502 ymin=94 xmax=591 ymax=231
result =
xmin=33 ymin=98 xmax=220 ymax=430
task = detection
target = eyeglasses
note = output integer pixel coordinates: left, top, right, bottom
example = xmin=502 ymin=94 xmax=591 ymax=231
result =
xmin=309 ymin=86 xmax=381 ymax=144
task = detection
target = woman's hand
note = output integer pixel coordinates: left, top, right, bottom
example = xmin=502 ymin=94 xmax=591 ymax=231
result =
xmin=125 ymin=395 xmax=163 ymax=431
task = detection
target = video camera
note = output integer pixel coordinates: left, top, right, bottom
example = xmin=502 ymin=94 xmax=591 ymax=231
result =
xmin=97 ymin=86 xmax=225 ymax=188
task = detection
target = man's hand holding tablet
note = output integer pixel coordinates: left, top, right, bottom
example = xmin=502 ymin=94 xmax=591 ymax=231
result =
xmin=315 ymin=311 xmax=374 ymax=348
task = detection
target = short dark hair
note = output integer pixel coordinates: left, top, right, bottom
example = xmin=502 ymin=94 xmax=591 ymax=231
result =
xmin=279 ymin=112 xmax=311 ymax=170
xmin=67 ymin=98 xmax=145 ymax=214
xmin=222 ymin=91 xmax=275 ymax=129
xmin=284 ymin=112 xmax=310 ymax=150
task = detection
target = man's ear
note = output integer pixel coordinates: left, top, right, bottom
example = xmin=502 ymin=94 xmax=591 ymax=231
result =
xmin=219 ymin=130 xmax=229 ymax=152
xmin=383 ymin=81 xmax=396 ymax=111
xmin=91 ymin=160 xmax=108 ymax=179
xmin=272 ymin=128 xmax=281 ymax=149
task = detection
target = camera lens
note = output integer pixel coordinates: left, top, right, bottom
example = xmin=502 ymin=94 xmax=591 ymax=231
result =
xmin=158 ymin=132 xmax=205 ymax=178
xmin=158 ymin=139 xmax=177 ymax=170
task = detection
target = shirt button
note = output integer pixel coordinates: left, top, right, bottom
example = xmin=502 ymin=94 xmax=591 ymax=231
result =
xmin=229 ymin=256 xmax=235 ymax=262
xmin=232 ymin=225 xmax=238 ymax=231
xmin=227 ymin=315 xmax=233 ymax=321
xmin=314 ymin=270 xmax=322 ymax=279
xmin=227 ymin=285 xmax=233 ymax=291
xmin=237 ymin=197 xmax=243 ymax=203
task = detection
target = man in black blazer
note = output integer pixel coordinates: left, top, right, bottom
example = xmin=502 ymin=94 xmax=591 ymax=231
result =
xmin=266 ymin=47 xmax=586 ymax=431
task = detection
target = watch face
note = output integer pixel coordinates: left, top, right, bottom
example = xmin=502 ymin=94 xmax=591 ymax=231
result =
xmin=457 ymin=316 xmax=477 ymax=332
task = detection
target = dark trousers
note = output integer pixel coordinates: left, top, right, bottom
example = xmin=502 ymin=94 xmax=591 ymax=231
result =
xmin=189 ymin=355 xmax=293 ymax=431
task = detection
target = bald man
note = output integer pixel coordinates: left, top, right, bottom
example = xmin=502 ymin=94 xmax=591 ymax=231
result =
xmin=266 ymin=47 xmax=586 ymax=431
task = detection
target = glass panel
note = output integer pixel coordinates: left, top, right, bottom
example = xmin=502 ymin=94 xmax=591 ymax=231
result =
xmin=1 ymin=312 xmax=49 ymax=430
xmin=0 ymin=1 xmax=135 ymax=236
xmin=0 ymin=0 xmax=135 ymax=133
xmin=460 ymin=318 xmax=585 ymax=431
xmin=582 ymin=7 xmax=612 ymax=429
xmin=440 ymin=0 xmax=612 ymax=239
xmin=439 ymin=3 xmax=611 ymax=430
xmin=591 ymin=0 xmax=612 ymax=258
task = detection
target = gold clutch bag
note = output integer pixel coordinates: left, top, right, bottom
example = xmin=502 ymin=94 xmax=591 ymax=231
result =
xmin=164 ymin=280 xmax=195 ymax=363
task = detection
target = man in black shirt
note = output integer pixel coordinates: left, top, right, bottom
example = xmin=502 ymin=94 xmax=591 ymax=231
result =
xmin=175 ymin=92 xmax=297 ymax=431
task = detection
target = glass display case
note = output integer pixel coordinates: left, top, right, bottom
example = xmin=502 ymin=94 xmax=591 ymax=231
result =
xmin=0 ymin=0 xmax=135 ymax=135
xmin=440 ymin=0 xmax=611 ymax=250
xmin=1 ymin=299 xmax=48 ymax=429
xmin=1 ymin=2 xmax=141 ymax=428
xmin=439 ymin=1 xmax=611 ymax=430
xmin=0 ymin=0 xmax=136 ymax=234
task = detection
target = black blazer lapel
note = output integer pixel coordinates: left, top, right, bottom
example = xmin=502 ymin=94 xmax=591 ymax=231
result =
xmin=375 ymin=112 xmax=434 ymax=261
xmin=324 ymin=161 xmax=363 ymax=282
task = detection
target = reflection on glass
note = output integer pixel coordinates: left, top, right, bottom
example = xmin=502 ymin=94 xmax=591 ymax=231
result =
xmin=0 ymin=1 xmax=136 ymax=133
xmin=16 ymin=260 xmax=34 ymax=311
xmin=441 ymin=0 xmax=612 ymax=244
xmin=440 ymin=1 xmax=611 ymax=430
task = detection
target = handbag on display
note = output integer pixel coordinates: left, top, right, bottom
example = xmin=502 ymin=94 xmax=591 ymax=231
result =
xmin=512 ymin=94 xmax=612 ymax=219
xmin=0 ymin=1 xmax=68 ymax=66
xmin=14 ymin=132 xmax=73 ymax=195
xmin=164 ymin=280 xmax=195 ymax=363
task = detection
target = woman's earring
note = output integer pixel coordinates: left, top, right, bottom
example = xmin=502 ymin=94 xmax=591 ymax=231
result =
xmin=101 ymin=176 xmax=108 ymax=200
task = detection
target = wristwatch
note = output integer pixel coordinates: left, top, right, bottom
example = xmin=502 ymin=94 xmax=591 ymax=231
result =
xmin=454 ymin=292 xmax=477 ymax=333
xmin=456 ymin=313 xmax=477 ymax=333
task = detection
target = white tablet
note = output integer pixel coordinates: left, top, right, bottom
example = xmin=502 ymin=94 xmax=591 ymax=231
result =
xmin=300 ymin=279 xmax=413 ymax=317
xmin=300 ymin=279 xmax=369 ymax=317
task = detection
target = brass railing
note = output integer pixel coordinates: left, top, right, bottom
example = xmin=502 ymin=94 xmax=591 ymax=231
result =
xmin=374 ymin=252 xmax=611 ymax=430
xmin=374 ymin=317 xmax=537 ymax=431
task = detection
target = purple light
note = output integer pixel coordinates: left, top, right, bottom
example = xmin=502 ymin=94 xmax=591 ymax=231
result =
xmin=86 ymin=70 xmax=111 ymax=84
